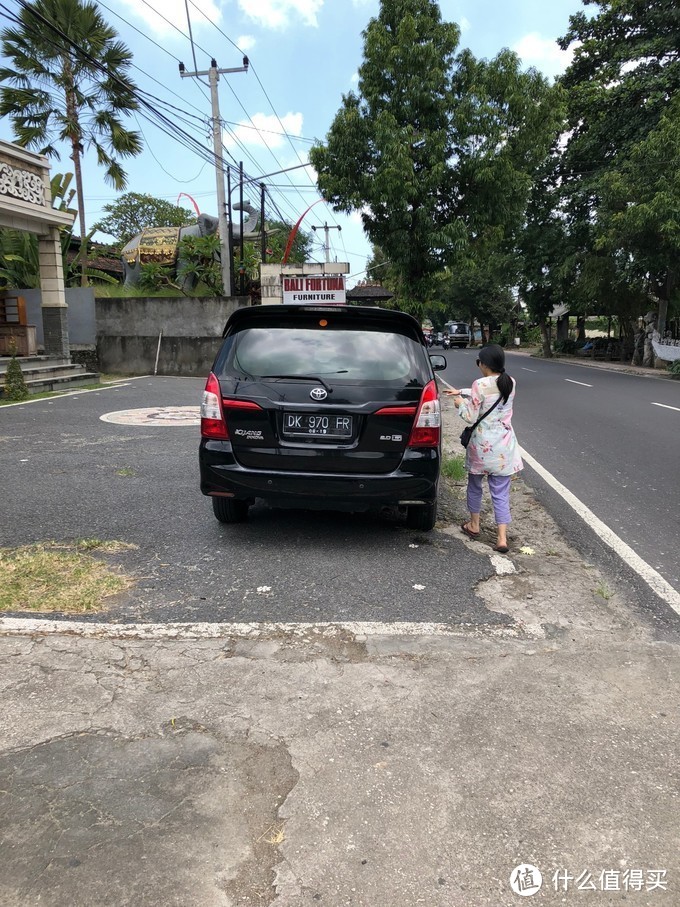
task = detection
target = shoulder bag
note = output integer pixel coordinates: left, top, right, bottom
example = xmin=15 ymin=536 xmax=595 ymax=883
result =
xmin=460 ymin=395 xmax=502 ymax=448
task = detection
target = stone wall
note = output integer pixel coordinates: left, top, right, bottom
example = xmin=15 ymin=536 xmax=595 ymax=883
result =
xmin=95 ymin=295 xmax=248 ymax=376
xmin=14 ymin=289 xmax=248 ymax=375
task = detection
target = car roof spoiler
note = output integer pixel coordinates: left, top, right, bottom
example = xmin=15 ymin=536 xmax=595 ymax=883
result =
xmin=222 ymin=304 xmax=423 ymax=338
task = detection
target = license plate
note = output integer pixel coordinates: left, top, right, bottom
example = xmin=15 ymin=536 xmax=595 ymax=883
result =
xmin=282 ymin=412 xmax=353 ymax=438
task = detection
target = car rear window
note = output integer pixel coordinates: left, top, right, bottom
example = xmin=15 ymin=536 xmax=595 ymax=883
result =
xmin=216 ymin=326 xmax=427 ymax=383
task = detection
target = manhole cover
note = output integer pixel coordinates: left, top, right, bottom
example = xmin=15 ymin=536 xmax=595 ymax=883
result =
xmin=100 ymin=406 xmax=200 ymax=426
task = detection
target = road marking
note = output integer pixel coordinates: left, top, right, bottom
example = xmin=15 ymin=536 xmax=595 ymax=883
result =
xmin=521 ymin=448 xmax=680 ymax=614
xmin=565 ymin=379 xmax=593 ymax=387
xmin=651 ymin=402 xmax=680 ymax=412
xmin=100 ymin=406 xmax=200 ymax=426
xmin=522 ymin=367 xmax=537 ymax=372
xmin=0 ymin=618 xmax=537 ymax=640
xmin=0 ymin=382 xmax=131 ymax=407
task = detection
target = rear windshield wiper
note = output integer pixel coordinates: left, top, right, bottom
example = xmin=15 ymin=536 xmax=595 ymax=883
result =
xmin=261 ymin=374 xmax=333 ymax=393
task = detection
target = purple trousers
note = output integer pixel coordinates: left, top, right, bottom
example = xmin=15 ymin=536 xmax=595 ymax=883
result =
xmin=466 ymin=473 xmax=513 ymax=525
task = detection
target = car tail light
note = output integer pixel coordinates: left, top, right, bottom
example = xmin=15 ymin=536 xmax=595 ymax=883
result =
xmin=201 ymin=372 xmax=228 ymax=439
xmin=222 ymin=399 xmax=263 ymax=411
xmin=374 ymin=405 xmax=418 ymax=417
xmin=407 ymin=380 xmax=441 ymax=448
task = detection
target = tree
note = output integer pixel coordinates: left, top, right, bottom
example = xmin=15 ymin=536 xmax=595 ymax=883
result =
xmin=596 ymin=97 xmax=680 ymax=332
xmin=310 ymin=0 xmax=561 ymax=316
xmin=94 ymin=193 xmax=197 ymax=246
xmin=557 ymin=0 xmax=680 ymax=331
xmin=0 ymin=0 xmax=143 ymax=284
xmin=310 ymin=0 xmax=463 ymax=308
xmin=519 ymin=155 xmax=570 ymax=357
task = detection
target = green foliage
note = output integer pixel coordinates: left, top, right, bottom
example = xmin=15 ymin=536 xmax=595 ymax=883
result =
xmin=667 ymin=359 xmax=680 ymax=379
xmin=177 ymin=234 xmax=223 ymax=296
xmin=441 ymin=453 xmax=466 ymax=482
xmin=3 ymin=354 xmax=29 ymax=401
xmin=311 ymin=0 xmax=561 ymax=313
xmin=138 ymin=262 xmax=175 ymax=292
xmin=263 ymin=219 xmax=312 ymax=265
xmin=0 ymin=0 xmax=143 ymax=246
xmin=0 ymin=173 xmax=78 ymax=290
xmin=557 ymin=0 xmax=680 ymax=312
xmin=94 ymin=193 xmax=197 ymax=246
xmin=553 ymin=339 xmax=578 ymax=355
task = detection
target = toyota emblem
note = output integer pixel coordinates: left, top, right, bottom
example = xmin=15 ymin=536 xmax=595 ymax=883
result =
xmin=310 ymin=387 xmax=327 ymax=400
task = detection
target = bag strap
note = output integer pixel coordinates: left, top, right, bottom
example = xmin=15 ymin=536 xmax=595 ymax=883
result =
xmin=468 ymin=394 xmax=502 ymax=434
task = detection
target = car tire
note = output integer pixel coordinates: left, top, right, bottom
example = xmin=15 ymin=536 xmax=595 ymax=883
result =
xmin=212 ymin=496 xmax=250 ymax=523
xmin=406 ymin=501 xmax=437 ymax=531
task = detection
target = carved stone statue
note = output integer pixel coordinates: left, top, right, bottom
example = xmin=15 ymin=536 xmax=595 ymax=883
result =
xmin=642 ymin=310 xmax=659 ymax=368
xmin=121 ymin=213 xmax=220 ymax=290
xmin=231 ymin=200 xmax=260 ymax=239
xmin=632 ymin=326 xmax=645 ymax=366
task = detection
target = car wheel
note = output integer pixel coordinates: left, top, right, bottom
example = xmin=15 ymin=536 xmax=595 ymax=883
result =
xmin=212 ymin=496 xmax=250 ymax=523
xmin=406 ymin=501 xmax=437 ymax=531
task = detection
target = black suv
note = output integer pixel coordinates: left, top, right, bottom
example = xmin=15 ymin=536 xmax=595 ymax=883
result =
xmin=199 ymin=305 xmax=446 ymax=530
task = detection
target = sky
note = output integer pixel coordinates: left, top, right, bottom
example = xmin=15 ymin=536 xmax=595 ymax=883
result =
xmin=0 ymin=0 xmax=585 ymax=288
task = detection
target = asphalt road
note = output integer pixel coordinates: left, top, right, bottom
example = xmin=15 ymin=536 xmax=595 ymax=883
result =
xmin=441 ymin=348 xmax=680 ymax=598
xmin=1 ymin=377 xmax=498 ymax=625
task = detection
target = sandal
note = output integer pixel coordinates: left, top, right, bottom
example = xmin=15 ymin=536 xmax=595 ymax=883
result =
xmin=493 ymin=544 xmax=510 ymax=554
xmin=461 ymin=522 xmax=480 ymax=540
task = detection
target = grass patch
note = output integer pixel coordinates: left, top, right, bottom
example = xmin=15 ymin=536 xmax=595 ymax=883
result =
xmin=0 ymin=382 xmax=118 ymax=406
xmin=594 ymin=580 xmax=612 ymax=601
xmin=441 ymin=453 xmax=467 ymax=482
xmin=0 ymin=540 xmax=136 ymax=613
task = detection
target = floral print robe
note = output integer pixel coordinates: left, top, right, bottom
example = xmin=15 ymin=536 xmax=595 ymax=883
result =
xmin=457 ymin=375 xmax=523 ymax=476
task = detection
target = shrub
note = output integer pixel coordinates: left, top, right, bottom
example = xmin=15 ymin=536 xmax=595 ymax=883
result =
xmin=3 ymin=355 xmax=29 ymax=401
xmin=554 ymin=339 xmax=578 ymax=354
xmin=667 ymin=359 xmax=680 ymax=379
xmin=521 ymin=325 xmax=541 ymax=345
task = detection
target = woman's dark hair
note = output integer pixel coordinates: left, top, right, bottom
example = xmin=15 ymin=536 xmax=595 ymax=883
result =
xmin=478 ymin=343 xmax=513 ymax=403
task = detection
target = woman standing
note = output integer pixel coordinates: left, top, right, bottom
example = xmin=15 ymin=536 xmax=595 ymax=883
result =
xmin=445 ymin=344 xmax=523 ymax=553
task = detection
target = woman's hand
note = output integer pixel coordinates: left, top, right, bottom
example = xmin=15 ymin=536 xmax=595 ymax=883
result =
xmin=443 ymin=388 xmax=461 ymax=396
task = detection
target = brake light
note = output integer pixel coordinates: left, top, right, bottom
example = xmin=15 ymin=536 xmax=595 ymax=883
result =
xmin=222 ymin=399 xmax=263 ymax=411
xmin=201 ymin=372 xmax=228 ymax=439
xmin=374 ymin=405 xmax=418 ymax=417
xmin=407 ymin=380 xmax=441 ymax=448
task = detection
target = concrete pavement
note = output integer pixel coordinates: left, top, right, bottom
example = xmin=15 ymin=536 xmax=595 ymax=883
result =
xmin=1 ymin=372 xmax=679 ymax=906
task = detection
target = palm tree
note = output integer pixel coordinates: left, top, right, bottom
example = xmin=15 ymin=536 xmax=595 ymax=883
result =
xmin=0 ymin=0 xmax=143 ymax=284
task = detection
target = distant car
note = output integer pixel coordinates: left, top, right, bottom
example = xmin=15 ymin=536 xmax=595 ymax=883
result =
xmin=199 ymin=304 xmax=447 ymax=530
xmin=444 ymin=321 xmax=472 ymax=348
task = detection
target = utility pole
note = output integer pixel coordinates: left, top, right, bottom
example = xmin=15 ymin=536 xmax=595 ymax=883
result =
xmin=311 ymin=222 xmax=342 ymax=263
xmin=179 ymin=57 xmax=248 ymax=297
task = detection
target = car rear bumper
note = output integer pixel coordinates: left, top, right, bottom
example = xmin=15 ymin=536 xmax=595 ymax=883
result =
xmin=199 ymin=440 xmax=439 ymax=509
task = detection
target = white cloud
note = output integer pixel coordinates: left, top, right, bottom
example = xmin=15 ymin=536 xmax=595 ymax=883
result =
xmin=350 ymin=71 xmax=359 ymax=84
xmin=513 ymin=32 xmax=574 ymax=77
xmin=236 ymin=35 xmax=257 ymax=52
xmin=459 ymin=16 xmax=470 ymax=32
xmin=237 ymin=0 xmax=324 ymax=28
xmin=118 ymin=0 xmax=222 ymax=36
xmin=223 ymin=111 xmax=304 ymax=149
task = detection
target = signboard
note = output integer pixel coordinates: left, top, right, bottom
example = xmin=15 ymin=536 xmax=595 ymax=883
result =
xmin=282 ymin=275 xmax=346 ymax=305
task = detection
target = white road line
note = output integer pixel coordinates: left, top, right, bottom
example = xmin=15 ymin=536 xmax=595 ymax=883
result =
xmin=565 ymin=378 xmax=593 ymax=387
xmin=0 ymin=382 xmax=131 ymax=407
xmin=522 ymin=367 xmax=537 ymax=372
xmin=521 ymin=448 xmax=680 ymax=614
xmin=0 ymin=618 xmax=530 ymax=640
xmin=651 ymin=402 xmax=680 ymax=412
